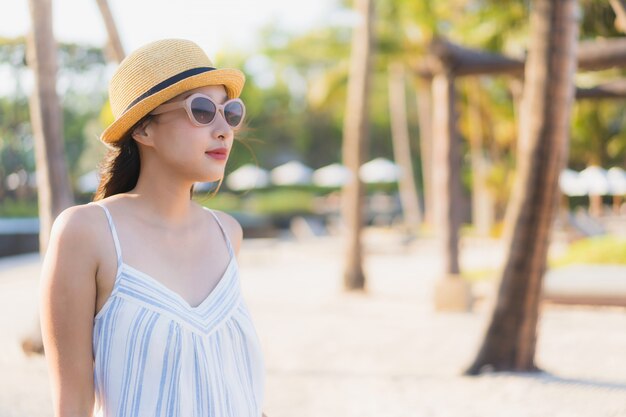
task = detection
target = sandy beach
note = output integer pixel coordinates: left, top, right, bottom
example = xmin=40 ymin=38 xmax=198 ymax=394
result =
xmin=0 ymin=231 xmax=625 ymax=417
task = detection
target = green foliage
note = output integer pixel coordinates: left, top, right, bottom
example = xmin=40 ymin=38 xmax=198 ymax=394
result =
xmin=0 ymin=196 xmax=38 ymax=217
xmin=245 ymin=188 xmax=316 ymax=215
xmin=0 ymin=38 xmax=107 ymax=199
xmin=579 ymin=0 xmax=623 ymax=40
xmin=461 ymin=267 xmax=499 ymax=283
xmin=194 ymin=192 xmax=242 ymax=212
xmin=0 ymin=37 xmax=106 ymax=71
xmin=570 ymin=100 xmax=626 ymax=168
xmin=462 ymin=235 xmax=626 ymax=283
xmin=0 ymin=96 xmax=34 ymax=180
xmin=550 ymin=236 xmax=626 ymax=267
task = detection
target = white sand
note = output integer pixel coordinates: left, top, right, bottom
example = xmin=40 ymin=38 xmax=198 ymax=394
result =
xmin=0 ymin=232 xmax=625 ymax=417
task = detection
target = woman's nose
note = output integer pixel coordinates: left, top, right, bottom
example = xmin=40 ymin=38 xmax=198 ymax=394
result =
xmin=212 ymin=111 xmax=233 ymax=140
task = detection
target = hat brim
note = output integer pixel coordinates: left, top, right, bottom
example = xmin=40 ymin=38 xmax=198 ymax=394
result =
xmin=100 ymin=68 xmax=245 ymax=146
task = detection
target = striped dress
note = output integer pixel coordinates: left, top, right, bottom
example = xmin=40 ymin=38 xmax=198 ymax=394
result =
xmin=89 ymin=202 xmax=265 ymax=417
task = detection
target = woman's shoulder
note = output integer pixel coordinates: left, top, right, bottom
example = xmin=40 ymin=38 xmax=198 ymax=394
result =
xmin=48 ymin=202 xmax=112 ymax=258
xmin=43 ymin=202 xmax=110 ymax=283
xmin=203 ymin=207 xmax=243 ymax=254
xmin=52 ymin=202 xmax=108 ymax=238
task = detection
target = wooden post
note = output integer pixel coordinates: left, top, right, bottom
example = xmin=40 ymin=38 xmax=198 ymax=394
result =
xmin=431 ymin=70 xmax=472 ymax=312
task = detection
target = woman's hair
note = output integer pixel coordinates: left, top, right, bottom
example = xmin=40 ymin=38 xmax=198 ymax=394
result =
xmin=92 ymin=132 xmax=138 ymax=201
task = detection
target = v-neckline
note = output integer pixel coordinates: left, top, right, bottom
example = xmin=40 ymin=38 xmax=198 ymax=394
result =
xmin=120 ymin=255 xmax=236 ymax=310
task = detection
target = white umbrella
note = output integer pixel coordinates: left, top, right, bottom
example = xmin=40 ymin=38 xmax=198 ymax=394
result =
xmin=193 ymin=181 xmax=218 ymax=192
xmin=607 ymin=167 xmax=626 ymax=195
xmin=359 ymin=157 xmax=400 ymax=184
xmin=226 ymin=164 xmax=270 ymax=191
xmin=559 ymin=169 xmax=587 ymax=197
xmin=77 ymin=170 xmax=99 ymax=193
xmin=270 ymin=160 xmax=313 ymax=186
xmin=312 ymin=163 xmax=351 ymax=187
xmin=579 ymin=165 xmax=610 ymax=195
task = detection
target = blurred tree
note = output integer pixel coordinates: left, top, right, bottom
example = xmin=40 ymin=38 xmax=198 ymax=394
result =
xmin=257 ymin=24 xmax=351 ymax=168
xmin=341 ymin=0 xmax=375 ymax=290
xmin=95 ymin=0 xmax=125 ymax=63
xmin=466 ymin=0 xmax=580 ymax=373
xmin=21 ymin=0 xmax=74 ymax=355
xmin=0 ymin=97 xmax=34 ymax=201
xmin=0 ymin=37 xmax=108 ymax=199
xmin=387 ymin=62 xmax=422 ymax=233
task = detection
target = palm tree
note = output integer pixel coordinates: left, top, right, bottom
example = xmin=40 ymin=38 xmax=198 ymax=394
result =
xmin=95 ymin=0 xmax=125 ymax=62
xmin=21 ymin=0 xmax=74 ymax=355
xmin=341 ymin=0 xmax=375 ymax=290
xmin=466 ymin=0 xmax=580 ymax=373
xmin=465 ymin=79 xmax=495 ymax=236
xmin=387 ymin=62 xmax=422 ymax=234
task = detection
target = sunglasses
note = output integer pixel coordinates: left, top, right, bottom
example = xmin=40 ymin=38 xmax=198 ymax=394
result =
xmin=150 ymin=93 xmax=246 ymax=129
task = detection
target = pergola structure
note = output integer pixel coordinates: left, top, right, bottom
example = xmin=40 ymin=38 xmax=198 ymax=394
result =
xmin=416 ymin=36 xmax=626 ymax=311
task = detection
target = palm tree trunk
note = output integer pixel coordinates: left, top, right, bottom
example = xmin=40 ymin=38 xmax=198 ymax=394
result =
xmin=95 ymin=0 xmax=125 ymax=63
xmin=22 ymin=0 xmax=74 ymax=355
xmin=466 ymin=80 xmax=494 ymax=236
xmin=388 ymin=62 xmax=422 ymax=234
xmin=341 ymin=0 xmax=375 ymax=290
xmin=415 ymin=79 xmax=434 ymax=229
xmin=466 ymin=0 xmax=579 ymax=374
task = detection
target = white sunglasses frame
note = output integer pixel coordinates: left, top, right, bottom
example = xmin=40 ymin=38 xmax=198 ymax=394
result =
xmin=149 ymin=93 xmax=246 ymax=129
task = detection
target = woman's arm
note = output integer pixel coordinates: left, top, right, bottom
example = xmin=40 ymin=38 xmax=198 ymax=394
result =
xmin=40 ymin=206 xmax=99 ymax=417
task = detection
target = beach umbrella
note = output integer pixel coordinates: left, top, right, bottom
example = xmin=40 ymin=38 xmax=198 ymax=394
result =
xmin=559 ymin=169 xmax=587 ymax=197
xmin=312 ymin=163 xmax=351 ymax=187
xmin=193 ymin=181 xmax=217 ymax=192
xmin=270 ymin=160 xmax=313 ymax=186
xmin=579 ymin=165 xmax=610 ymax=195
xmin=607 ymin=167 xmax=626 ymax=195
xmin=77 ymin=170 xmax=99 ymax=193
xmin=226 ymin=164 xmax=270 ymax=191
xmin=359 ymin=157 xmax=400 ymax=183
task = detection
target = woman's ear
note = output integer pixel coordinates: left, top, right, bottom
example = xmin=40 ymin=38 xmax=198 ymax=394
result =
xmin=131 ymin=118 xmax=154 ymax=146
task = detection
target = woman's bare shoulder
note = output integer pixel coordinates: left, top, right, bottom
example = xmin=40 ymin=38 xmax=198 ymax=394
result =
xmin=47 ymin=202 xmax=109 ymax=267
xmin=52 ymin=202 xmax=108 ymax=238
xmin=39 ymin=203 xmax=109 ymax=300
xmin=204 ymin=208 xmax=243 ymax=254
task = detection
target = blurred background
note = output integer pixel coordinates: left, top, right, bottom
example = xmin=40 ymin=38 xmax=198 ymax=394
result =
xmin=1 ymin=0 xmax=625 ymax=416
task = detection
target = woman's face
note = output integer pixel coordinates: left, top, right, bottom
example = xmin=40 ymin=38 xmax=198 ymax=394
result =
xmin=142 ymin=84 xmax=236 ymax=184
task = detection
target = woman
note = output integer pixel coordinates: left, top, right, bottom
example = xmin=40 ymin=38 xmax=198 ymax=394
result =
xmin=39 ymin=38 xmax=267 ymax=417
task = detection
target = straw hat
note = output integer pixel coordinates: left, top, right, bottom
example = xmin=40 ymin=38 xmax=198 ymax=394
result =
xmin=100 ymin=38 xmax=245 ymax=146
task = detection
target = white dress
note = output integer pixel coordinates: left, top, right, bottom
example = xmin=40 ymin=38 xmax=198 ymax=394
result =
xmin=89 ymin=201 xmax=265 ymax=417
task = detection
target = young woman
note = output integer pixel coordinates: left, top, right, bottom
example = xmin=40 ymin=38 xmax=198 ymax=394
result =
xmin=39 ymin=38 xmax=267 ymax=417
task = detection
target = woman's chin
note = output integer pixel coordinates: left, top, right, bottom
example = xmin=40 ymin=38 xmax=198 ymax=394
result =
xmin=198 ymin=172 xmax=224 ymax=184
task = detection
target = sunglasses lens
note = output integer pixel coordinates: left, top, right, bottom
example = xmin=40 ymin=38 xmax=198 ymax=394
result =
xmin=224 ymin=101 xmax=244 ymax=127
xmin=190 ymin=97 xmax=217 ymax=125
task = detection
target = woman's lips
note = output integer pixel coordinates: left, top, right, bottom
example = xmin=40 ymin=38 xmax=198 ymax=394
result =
xmin=205 ymin=148 xmax=228 ymax=161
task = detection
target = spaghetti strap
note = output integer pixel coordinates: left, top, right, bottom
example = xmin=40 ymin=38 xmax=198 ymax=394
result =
xmin=89 ymin=201 xmax=123 ymax=270
xmin=202 ymin=206 xmax=235 ymax=257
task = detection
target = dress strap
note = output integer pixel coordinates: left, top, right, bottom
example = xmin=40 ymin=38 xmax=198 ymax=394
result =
xmin=89 ymin=201 xmax=123 ymax=269
xmin=202 ymin=207 xmax=235 ymax=257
